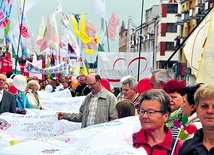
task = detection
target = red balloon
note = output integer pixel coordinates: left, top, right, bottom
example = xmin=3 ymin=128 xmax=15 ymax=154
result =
xmin=184 ymin=123 xmax=197 ymax=134
xmin=8 ymin=82 xmax=18 ymax=94
xmin=101 ymin=78 xmax=110 ymax=91
xmin=137 ymin=78 xmax=151 ymax=95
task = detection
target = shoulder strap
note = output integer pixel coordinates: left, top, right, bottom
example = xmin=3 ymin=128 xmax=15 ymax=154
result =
xmin=167 ymin=137 xmax=176 ymax=155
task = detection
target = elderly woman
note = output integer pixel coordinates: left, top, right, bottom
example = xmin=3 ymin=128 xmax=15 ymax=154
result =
xmin=133 ymin=89 xmax=183 ymax=155
xmin=179 ymin=83 xmax=214 ymax=154
xmin=162 ymin=79 xmax=185 ymax=129
xmin=26 ymin=80 xmax=43 ymax=110
xmin=179 ymin=83 xmax=203 ymax=140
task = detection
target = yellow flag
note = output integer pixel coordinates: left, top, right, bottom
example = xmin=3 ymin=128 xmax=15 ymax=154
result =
xmin=79 ymin=13 xmax=92 ymax=43
xmin=85 ymin=49 xmax=94 ymax=55
xmin=70 ymin=14 xmax=79 ymax=36
xmin=82 ymin=63 xmax=88 ymax=75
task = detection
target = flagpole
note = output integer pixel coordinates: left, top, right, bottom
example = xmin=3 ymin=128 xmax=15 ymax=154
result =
xmin=105 ymin=21 xmax=110 ymax=52
xmin=15 ymin=0 xmax=26 ymax=74
xmin=137 ymin=0 xmax=144 ymax=81
xmin=162 ymin=7 xmax=213 ymax=68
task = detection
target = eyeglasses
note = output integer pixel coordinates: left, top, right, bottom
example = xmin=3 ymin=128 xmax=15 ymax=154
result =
xmin=87 ymin=81 xmax=97 ymax=87
xmin=137 ymin=109 xmax=162 ymax=116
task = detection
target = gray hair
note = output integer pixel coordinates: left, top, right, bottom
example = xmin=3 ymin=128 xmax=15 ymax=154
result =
xmin=152 ymin=69 xmax=174 ymax=86
xmin=121 ymin=75 xmax=137 ymax=89
xmin=138 ymin=89 xmax=171 ymax=114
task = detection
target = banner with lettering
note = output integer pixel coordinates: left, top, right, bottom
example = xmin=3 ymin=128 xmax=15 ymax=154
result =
xmin=24 ymin=60 xmax=69 ymax=74
xmin=97 ymin=52 xmax=153 ymax=87
xmin=0 ymin=116 xmax=146 ymax=155
xmin=1 ymin=57 xmax=12 ymax=73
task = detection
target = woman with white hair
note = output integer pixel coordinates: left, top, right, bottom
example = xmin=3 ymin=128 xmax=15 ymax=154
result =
xmin=26 ymin=80 xmax=43 ymax=110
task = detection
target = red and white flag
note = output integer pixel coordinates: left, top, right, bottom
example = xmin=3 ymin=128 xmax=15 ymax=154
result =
xmin=105 ymin=11 xmax=120 ymax=41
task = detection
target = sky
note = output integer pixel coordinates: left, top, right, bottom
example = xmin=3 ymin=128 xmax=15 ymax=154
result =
xmin=6 ymin=0 xmax=159 ymax=62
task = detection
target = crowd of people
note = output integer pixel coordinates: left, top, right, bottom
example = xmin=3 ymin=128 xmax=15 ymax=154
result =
xmin=0 ymin=69 xmax=214 ymax=154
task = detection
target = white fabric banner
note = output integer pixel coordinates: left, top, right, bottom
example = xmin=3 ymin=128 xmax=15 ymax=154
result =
xmin=0 ymin=116 xmax=147 ymax=155
xmin=0 ymin=112 xmax=59 ymax=138
xmin=97 ymin=52 xmax=153 ymax=87
xmin=25 ymin=60 xmax=68 ymax=74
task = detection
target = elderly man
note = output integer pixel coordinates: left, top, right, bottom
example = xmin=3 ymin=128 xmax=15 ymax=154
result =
xmin=150 ymin=69 xmax=174 ymax=89
xmin=119 ymin=75 xmax=138 ymax=103
xmin=58 ymin=73 xmax=117 ymax=128
xmin=133 ymin=89 xmax=183 ymax=155
xmin=0 ymin=74 xmax=16 ymax=114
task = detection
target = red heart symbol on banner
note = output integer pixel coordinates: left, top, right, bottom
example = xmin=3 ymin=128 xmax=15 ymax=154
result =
xmin=107 ymin=57 xmax=148 ymax=82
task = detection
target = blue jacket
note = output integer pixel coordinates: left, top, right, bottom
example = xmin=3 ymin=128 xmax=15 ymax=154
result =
xmin=16 ymin=91 xmax=31 ymax=111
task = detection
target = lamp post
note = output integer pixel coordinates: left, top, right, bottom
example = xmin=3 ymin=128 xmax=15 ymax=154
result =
xmin=137 ymin=0 xmax=144 ymax=81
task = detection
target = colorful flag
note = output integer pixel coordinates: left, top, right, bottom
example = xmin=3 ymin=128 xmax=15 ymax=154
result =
xmin=91 ymin=0 xmax=108 ymax=21
xmin=40 ymin=16 xmax=52 ymax=53
xmin=0 ymin=0 xmax=14 ymax=26
xmin=105 ymin=11 xmax=120 ymax=41
xmin=35 ymin=16 xmax=45 ymax=54
xmin=68 ymin=43 xmax=78 ymax=60
xmin=64 ymin=29 xmax=80 ymax=57
xmin=82 ymin=22 xmax=99 ymax=51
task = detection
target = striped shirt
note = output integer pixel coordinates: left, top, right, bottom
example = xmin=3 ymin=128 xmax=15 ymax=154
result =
xmin=86 ymin=90 xmax=103 ymax=127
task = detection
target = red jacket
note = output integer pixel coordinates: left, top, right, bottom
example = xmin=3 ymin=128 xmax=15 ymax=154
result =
xmin=132 ymin=126 xmax=183 ymax=155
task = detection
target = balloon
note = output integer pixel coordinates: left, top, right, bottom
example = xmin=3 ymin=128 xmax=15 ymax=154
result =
xmin=101 ymin=78 xmax=110 ymax=91
xmin=8 ymin=82 xmax=18 ymax=94
xmin=184 ymin=123 xmax=197 ymax=134
xmin=45 ymin=85 xmax=53 ymax=93
xmin=179 ymin=128 xmax=189 ymax=140
xmin=33 ymin=76 xmax=38 ymax=80
xmin=71 ymin=79 xmax=79 ymax=89
xmin=137 ymin=78 xmax=151 ymax=95
xmin=13 ymin=75 xmax=27 ymax=91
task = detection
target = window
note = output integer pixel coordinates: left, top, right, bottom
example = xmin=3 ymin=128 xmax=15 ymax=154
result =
xmin=167 ymin=4 xmax=178 ymax=13
xmin=166 ymin=23 xmax=177 ymax=32
xmin=165 ymin=42 xmax=174 ymax=51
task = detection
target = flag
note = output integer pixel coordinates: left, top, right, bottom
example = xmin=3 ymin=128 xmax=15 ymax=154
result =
xmin=70 ymin=14 xmax=79 ymax=36
xmin=35 ymin=16 xmax=45 ymax=54
xmin=91 ymin=0 xmax=108 ymax=21
xmin=19 ymin=0 xmax=40 ymax=14
xmin=79 ymin=13 xmax=92 ymax=43
xmin=194 ymin=8 xmax=214 ymax=83
xmin=54 ymin=0 xmax=62 ymax=14
xmin=40 ymin=16 xmax=52 ymax=53
xmin=105 ymin=11 xmax=120 ymax=41
xmin=12 ymin=44 xmax=22 ymax=74
xmin=68 ymin=43 xmax=78 ymax=60
xmin=85 ymin=49 xmax=93 ymax=55
xmin=4 ymin=19 xmax=10 ymax=36
xmin=49 ymin=14 xmax=59 ymax=51
xmin=82 ymin=63 xmax=88 ymax=76
xmin=19 ymin=14 xmax=35 ymax=55
xmin=0 ymin=0 xmax=14 ymax=25
xmin=32 ymin=52 xmax=37 ymax=62
xmin=98 ymin=43 xmax=105 ymax=52
xmin=82 ymin=22 xmax=99 ymax=51
xmin=64 ymin=29 xmax=80 ymax=57
xmin=21 ymin=46 xmax=27 ymax=60
xmin=61 ymin=12 xmax=70 ymax=28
